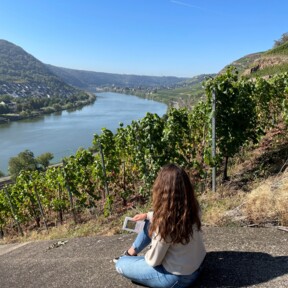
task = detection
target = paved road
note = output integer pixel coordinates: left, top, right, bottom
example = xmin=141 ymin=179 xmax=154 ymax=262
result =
xmin=0 ymin=227 xmax=287 ymax=287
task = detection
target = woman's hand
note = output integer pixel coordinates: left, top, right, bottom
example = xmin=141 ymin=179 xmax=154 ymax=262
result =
xmin=132 ymin=213 xmax=147 ymax=221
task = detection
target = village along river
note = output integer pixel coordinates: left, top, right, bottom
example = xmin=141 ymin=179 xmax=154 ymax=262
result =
xmin=0 ymin=92 xmax=167 ymax=174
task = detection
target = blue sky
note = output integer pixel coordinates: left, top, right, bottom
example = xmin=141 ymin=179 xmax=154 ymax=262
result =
xmin=0 ymin=0 xmax=287 ymax=77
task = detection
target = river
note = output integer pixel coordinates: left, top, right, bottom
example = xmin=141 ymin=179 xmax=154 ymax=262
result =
xmin=0 ymin=92 xmax=167 ymax=174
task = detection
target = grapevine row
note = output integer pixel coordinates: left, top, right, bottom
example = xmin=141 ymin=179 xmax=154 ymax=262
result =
xmin=1 ymin=68 xmax=287 ymax=237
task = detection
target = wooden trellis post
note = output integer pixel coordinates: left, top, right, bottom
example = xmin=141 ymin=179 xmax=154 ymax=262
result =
xmin=3 ymin=187 xmax=24 ymax=236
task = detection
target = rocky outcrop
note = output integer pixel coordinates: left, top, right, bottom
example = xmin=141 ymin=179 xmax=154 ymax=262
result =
xmin=243 ymin=55 xmax=288 ymax=76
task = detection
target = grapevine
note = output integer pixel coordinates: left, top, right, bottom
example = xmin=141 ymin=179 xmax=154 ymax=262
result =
xmin=1 ymin=69 xmax=288 ymax=236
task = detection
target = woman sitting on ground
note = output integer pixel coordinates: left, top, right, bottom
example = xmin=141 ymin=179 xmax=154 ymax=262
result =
xmin=114 ymin=163 xmax=206 ymax=288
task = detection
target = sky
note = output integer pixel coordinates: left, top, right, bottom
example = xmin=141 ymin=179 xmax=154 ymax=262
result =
xmin=0 ymin=0 xmax=287 ymax=77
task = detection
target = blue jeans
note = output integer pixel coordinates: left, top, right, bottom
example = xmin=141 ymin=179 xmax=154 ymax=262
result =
xmin=115 ymin=220 xmax=202 ymax=288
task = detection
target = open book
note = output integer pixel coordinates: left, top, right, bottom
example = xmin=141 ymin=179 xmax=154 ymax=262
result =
xmin=122 ymin=217 xmax=145 ymax=233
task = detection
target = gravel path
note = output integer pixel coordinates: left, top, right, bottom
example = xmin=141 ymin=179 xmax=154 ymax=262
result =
xmin=0 ymin=227 xmax=287 ymax=287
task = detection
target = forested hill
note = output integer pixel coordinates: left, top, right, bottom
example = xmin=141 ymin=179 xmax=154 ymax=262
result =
xmin=0 ymin=40 xmax=85 ymax=98
xmin=46 ymin=65 xmax=190 ymax=91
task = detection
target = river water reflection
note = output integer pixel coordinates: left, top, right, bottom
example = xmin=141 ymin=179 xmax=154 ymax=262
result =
xmin=0 ymin=92 xmax=167 ymax=174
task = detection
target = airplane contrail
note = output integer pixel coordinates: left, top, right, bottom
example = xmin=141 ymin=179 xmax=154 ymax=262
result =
xmin=170 ymin=0 xmax=203 ymax=9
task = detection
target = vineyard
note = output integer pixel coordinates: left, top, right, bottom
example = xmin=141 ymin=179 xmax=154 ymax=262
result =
xmin=1 ymin=68 xmax=288 ymax=238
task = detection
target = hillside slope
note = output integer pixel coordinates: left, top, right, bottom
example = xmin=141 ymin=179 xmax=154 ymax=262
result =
xmin=247 ymin=41 xmax=288 ymax=77
xmin=220 ymin=52 xmax=264 ymax=75
xmin=47 ymin=64 xmax=189 ymax=91
xmin=0 ymin=40 xmax=84 ymax=98
xmin=222 ymin=41 xmax=288 ymax=77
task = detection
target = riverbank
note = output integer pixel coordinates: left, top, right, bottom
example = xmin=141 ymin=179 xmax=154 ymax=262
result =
xmin=0 ymin=176 xmax=12 ymax=189
xmin=0 ymin=93 xmax=96 ymax=125
xmin=0 ymin=112 xmax=41 ymax=123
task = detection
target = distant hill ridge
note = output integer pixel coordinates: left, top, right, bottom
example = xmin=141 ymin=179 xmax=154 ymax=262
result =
xmin=0 ymin=39 xmax=54 ymax=80
xmin=48 ymin=39 xmax=288 ymax=92
xmin=0 ymin=39 xmax=192 ymax=97
xmin=46 ymin=65 xmax=190 ymax=91
xmin=0 ymin=39 xmax=81 ymax=98
xmin=1 ymin=37 xmax=288 ymax=100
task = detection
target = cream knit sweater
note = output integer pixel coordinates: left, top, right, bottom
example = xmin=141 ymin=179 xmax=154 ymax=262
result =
xmin=144 ymin=212 xmax=206 ymax=275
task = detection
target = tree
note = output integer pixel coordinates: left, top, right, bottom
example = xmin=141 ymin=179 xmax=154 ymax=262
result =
xmin=0 ymin=170 xmax=5 ymax=177
xmin=273 ymin=32 xmax=288 ymax=48
xmin=8 ymin=150 xmax=54 ymax=180
xmin=36 ymin=152 xmax=54 ymax=169
xmin=0 ymin=103 xmax=10 ymax=114
xmin=0 ymin=95 xmax=14 ymax=102
xmin=8 ymin=150 xmax=37 ymax=180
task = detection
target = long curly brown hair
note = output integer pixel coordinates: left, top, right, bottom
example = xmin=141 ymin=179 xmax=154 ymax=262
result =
xmin=149 ymin=163 xmax=201 ymax=244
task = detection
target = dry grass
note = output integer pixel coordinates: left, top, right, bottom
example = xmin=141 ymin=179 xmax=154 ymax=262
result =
xmin=0 ymin=202 xmax=150 ymax=244
xmin=242 ymin=170 xmax=288 ymax=226
xmin=198 ymin=189 xmax=246 ymax=226
xmin=198 ymin=169 xmax=288 ymax=227
xmin=0 ymin=216 xmax=124 ymax=244
xmin=197 ymin=123 xmax=288 ymax=228
xmin=198 ymin=164 xmax=288 ymax=228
